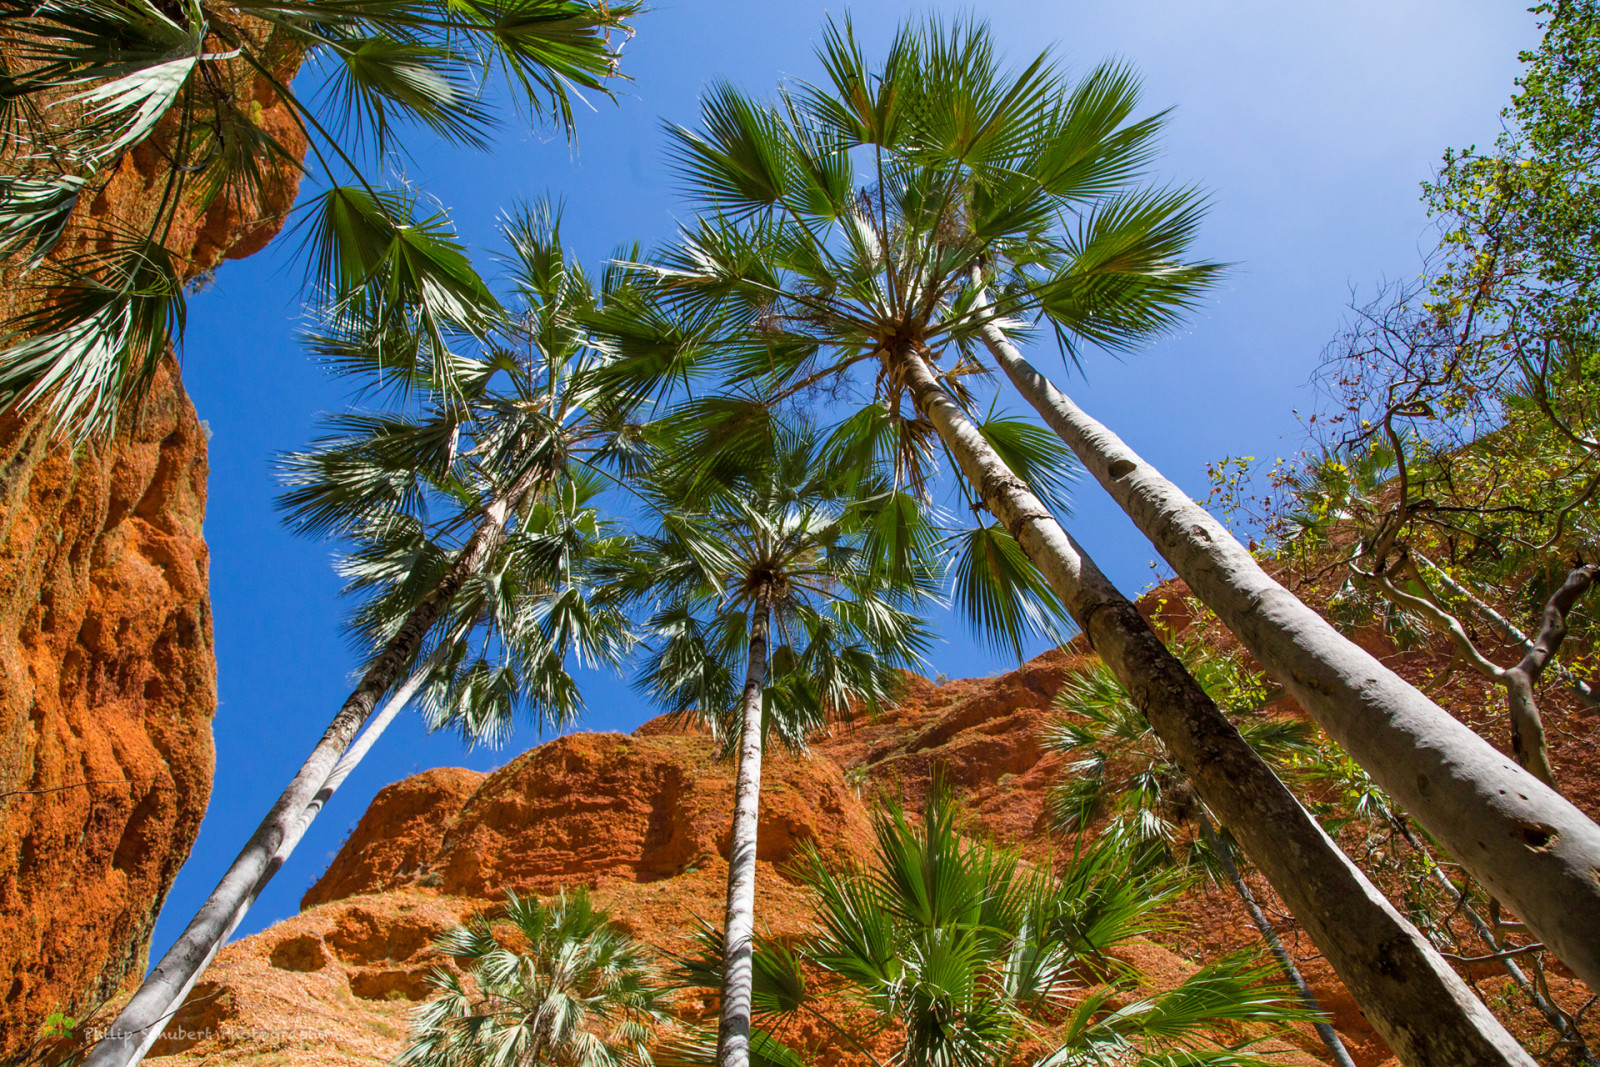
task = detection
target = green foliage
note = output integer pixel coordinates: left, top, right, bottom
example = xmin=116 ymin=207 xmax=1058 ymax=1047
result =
xmin=612 ymin=426 xmax=939 ymax=756
xmin=593 ymin=14 xmax=1218 ymax=659
xmin=666 ymin=788 xmax=1301 ymax=1067
xmin=1045 ymin=642 xmax=1312 ymax=882
xmin=0 ymin=0 xmax=636 ymax=434
xmin=1427 ymin=1 xmax=1600 ymax=339
xmin=1209 ymin=4 xmax=1600 ymax=690
xmin=400 ymin=888 xmax=671 ymax=1067
xmin=277 ymin=206 xmax=639 ymax=744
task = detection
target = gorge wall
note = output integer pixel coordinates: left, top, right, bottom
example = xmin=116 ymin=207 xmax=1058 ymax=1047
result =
xmin=128 ymin=593 xmax=1600 ymax=1067
xmin=0 ymin=33 xmax=308 ymax=1048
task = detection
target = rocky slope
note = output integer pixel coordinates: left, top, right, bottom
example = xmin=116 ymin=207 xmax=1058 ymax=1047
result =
xmin=137 ymin=648 xmax=1360 ymax=1067
xmin=0 ymin=33 xmax=308 ymax=1046
xmin=127 ymin=585 xmax=1600 ymax=1067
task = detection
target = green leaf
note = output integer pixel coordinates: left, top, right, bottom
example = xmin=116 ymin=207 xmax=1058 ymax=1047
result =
xmin=70 ymin=51 xmax=200 ymax=161
xmin=950 ymin=523 xmax=1072 ymax=659
xmin=0 ymin=176 xmax=86 ymax=267
xmin=322 ymin=36 xmax=493 ymax=152
xmin=0 ymin=240 xmax=183 ymax=435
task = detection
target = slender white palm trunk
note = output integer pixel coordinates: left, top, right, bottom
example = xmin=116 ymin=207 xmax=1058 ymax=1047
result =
xmin=717 ymin=602 xmax=770 ymax=1067
xmin=896 ymin=346 xmax=1530 ymax=1067
xmin=1195 ymin=813 xmax=1357 ymax=1067
xmin=89 ymin=481 xmax=534 ymax=1067
xmin=975 ymin=314 xmax=1600 ymax=992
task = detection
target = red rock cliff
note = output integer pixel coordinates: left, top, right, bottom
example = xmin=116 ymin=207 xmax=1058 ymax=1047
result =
xmin=139 ymin=653 xmax=1350 ymax=1067
xmin=0 ymin=33 xmax=308 ymax=1047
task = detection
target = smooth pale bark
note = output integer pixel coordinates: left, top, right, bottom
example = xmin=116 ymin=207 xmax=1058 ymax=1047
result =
xmin=716 ymin=603 xmax=770 ymax=1067
xmin=1195 ymin=814 xmax=1357 ymax=1067
xmin=1390 ymin=817 xmax=1600 ymax=1066
xmin=89 ymin=481 xmax=535 ymax=1067
xmin=977 ymin=319 xmax=1600 ymax=993
xmin=1368 ymin=556 xmax=1572 ymax=790
xmin=896 ymin=347 xmax=1531 ymax=1067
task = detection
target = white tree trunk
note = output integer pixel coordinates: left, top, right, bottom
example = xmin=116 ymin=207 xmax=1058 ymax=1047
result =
xmin=896 ymin=346 xmax=1531 ymax=1067
xmin=717 ymin=603 xmax=770 ymax=1067
xmin=976 ymin=317 xmax=1600 ymax=993
xmin=89 ymin=484 xmax=530 ymax=1067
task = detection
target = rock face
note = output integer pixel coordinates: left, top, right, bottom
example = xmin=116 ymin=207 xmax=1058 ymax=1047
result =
xmin=0 ymin=363 xmax=214 ymax=1037
xmin=0 ymin=31 xmax=308 ymax=1048
xmin=141 ymin=654 xmax=1342 ymax=1067
xmin=91 ymin=584 xmax=1600 ymax=1067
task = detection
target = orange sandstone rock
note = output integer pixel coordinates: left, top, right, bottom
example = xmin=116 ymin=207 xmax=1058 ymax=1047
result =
xmin=143 ymin=658 xmax=1343 ymax=1067
xmin=0 ymin=30 xmax=308 ymax=1049
xmin=0 ymin=362 xmax=215 ymax=1043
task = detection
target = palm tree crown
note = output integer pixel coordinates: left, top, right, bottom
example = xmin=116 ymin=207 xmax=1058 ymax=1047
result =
xmin=610 ymin=14 xmax=1214 ymax=466
xmin=618 ymin=428 xmax=937 ymax=747
xmin=279 ymin=203 xmax=643 ymax=737
xmin=401 ymin=889 xmax=671 ymax=1067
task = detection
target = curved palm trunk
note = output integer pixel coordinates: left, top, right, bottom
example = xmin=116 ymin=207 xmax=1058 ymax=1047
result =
xmin=89 ymin=483 xmax=535 ymax=1067
xmin=976 ymin=318 xmax=1600 ymax=992
xmin=895 ymin=347 xmax=1530 ymax=1067
xmin=1195 ymin=813 xmax=1357 ymax=1067
xmin=717 ymin=601 xmax=771 ymax=1067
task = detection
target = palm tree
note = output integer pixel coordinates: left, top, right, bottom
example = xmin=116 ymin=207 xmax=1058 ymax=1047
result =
xmin=611 ymin=427 xmax=937 ymax=1067
xmin=0 ymin=0 xmax=636 ymax=435
xmin=677 ymin=787 xmax=1306 ymax=1067
xmin=1047 ymin=648 xmax=1357 ymax=1067
xmin=89 ymin=208 xmax=640 ymax=1067
xmin=400 ymin=888 xmax=671 ymax=1067
xmin=595 ymin=16 xmax=1531 ymax=1064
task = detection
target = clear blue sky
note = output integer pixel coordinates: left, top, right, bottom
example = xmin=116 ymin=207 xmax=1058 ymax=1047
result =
xmin=156 ymin=1 xmax=1540 ymax=952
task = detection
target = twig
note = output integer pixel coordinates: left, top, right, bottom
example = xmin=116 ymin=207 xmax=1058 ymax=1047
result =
xmin=1440 ymin=943 xmax=1545 ymax=964
xmin=0 ymin=777 xmax=159 ymax=802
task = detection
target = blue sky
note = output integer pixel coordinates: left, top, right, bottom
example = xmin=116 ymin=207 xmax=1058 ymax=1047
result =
xmin=157 ymin=1 xmax=1540 ymax=951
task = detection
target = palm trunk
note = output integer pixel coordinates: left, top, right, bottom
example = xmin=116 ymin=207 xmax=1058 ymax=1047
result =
xmin=895 ymin=346 xmax=1530 ymax=1067
xmin=975 ymin=314 xmax=1600 ymax=992
xmin=88 ymin=482 xmax=534 ymax=1067
xmin=1195 ymin=813 xmax=1357 ymax=1067
xmin=717 ymin=601 xmax=771 ymax=1067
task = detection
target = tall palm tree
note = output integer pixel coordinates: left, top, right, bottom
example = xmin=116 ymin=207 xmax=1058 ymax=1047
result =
xmin=400 ymin=888 xmax=671 ymax=1067
xmin=1047 ymin=649 xmax=1357 ymax=1067
xmin=611 ymin=427 xmax=938 ymax=1067
xmin=595 ymin=16 xmax=1532 ymax=1064
xmin=678 ymin=787 xmax=1307 ymax=1067
xmin=0 ymin=0 xmax=636 ymax=435
xmin=90 ymin=208 xmax=640 ymax=1067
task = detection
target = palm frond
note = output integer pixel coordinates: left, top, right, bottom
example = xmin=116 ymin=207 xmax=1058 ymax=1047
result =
xmin=950 ymin=522 xmax=1072 ymax=659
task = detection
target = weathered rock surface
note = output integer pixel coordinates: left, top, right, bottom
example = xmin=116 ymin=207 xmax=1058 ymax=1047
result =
xmin=0 ymin=362 xmax=214 ymax=1039
xmin=0 ymin=29 xmax=308 ymax=1048
xmin=141 ymin=655 xmax=1339 ymax=1067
